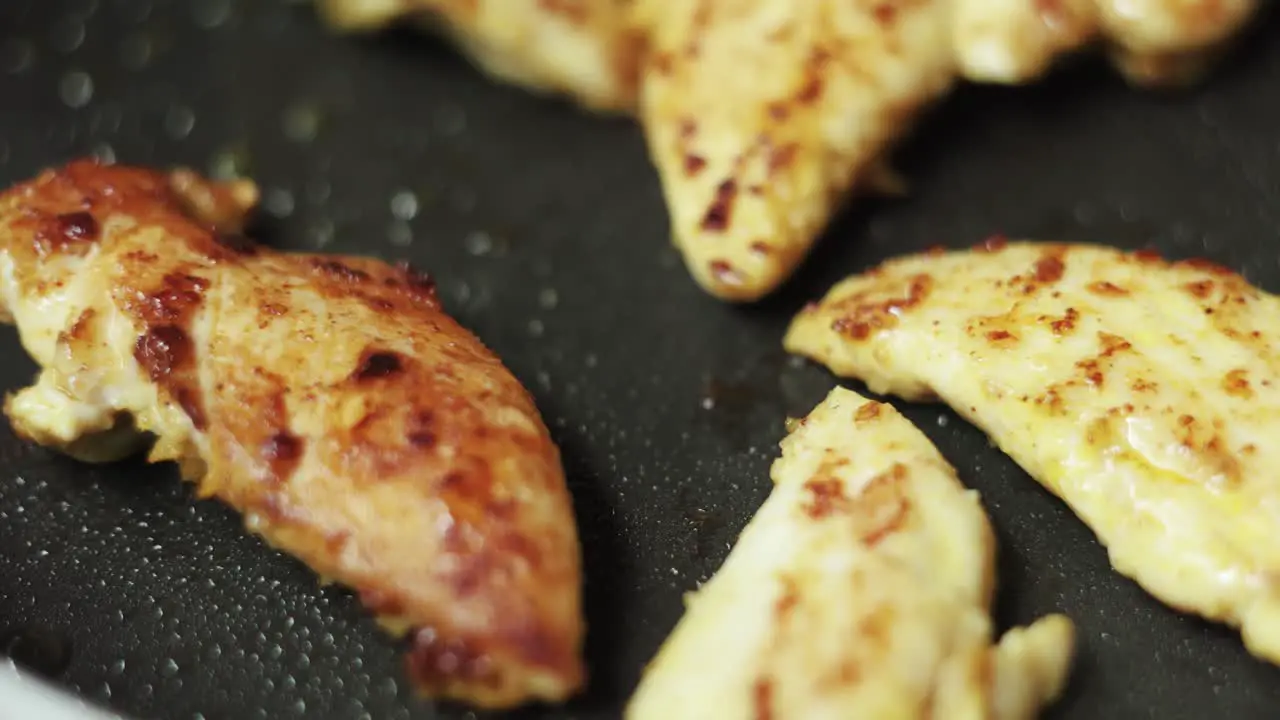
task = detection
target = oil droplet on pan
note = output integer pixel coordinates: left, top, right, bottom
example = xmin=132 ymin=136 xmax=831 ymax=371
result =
xmin=308 ymin=218 xmax=336 ymax=248
xmin=538 ymin=288 xmax=559 ymax=310
xmin=263 ymin=187 xmax=295 ymax=218
xmin=50 ymin=19 xmax=86 ymax=54
xmin=191 ymin=0 xmax=233 ymax=29
xmin=1 ymin=39 xmax=35 ymax=74
xmin=92 ymin=141 xmax=118 ymax=165
xmin=281 ymin=102 xmax=323 ymax=143
xmin=59 ymin=70 xmax=94 ymax=108
xmin=389 ymin=190 xmax=418 ymax=221
xmin=164 ymin=105 xmax=196 ymax=139
xmin=464 ymin=230 xmax=493 ymax=256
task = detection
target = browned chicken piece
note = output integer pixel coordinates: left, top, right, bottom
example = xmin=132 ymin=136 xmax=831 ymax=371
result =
xmin=631 ymin=0 xmax=954 ymax=302
xmin=316 ymin=0 xmax=642 ymax=112
xmin=315 ymin=0 xmax=1261 ymax=305
xmin=0 ymin=160 xmax=585 ymax=709
xmin=952 ymin=0 xmax=1261 ymax=86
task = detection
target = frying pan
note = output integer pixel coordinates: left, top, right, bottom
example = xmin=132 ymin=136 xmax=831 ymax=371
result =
xmin=1 ymin=1 xmax=1279 ymax=718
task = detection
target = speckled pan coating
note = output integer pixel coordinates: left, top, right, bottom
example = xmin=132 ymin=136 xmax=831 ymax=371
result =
xmin=0 ymin=1 xmax=1278 ymax=719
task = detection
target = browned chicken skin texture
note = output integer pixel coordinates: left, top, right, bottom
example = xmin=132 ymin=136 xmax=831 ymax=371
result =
xmin=0 ymin=161 xmax=585 ymax=709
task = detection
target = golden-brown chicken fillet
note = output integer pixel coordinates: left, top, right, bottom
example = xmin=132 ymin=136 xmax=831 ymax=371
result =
xmin=627 ymin=387 xmax=1075 ymax=720
xmin=786 ymin=241 xmax=1280 ymax=667
xmin=631 ymin=0 xmax=955 ymax=302
xmin=0 ymin=160 xmax=585 ymax=709
xmin=316 ymin=0 xmax=641 ymax=112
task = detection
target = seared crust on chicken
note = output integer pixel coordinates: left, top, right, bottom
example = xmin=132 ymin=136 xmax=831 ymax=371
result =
xmin=316 ymin=0 xmax=641 ymax=112
xmin=627 ymin=387 xmax=1075 ymax=720
xmin=631 ymin=0 xmax=954 ymax=302
xmin=0 ymin=160 xmax=584 ymax=709
xmin=786 ymin=241 xmax=1280 ymax=666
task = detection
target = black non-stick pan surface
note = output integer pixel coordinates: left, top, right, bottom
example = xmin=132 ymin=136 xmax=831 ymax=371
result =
xmin=1 ymin=1 xmax=1279 ymax=718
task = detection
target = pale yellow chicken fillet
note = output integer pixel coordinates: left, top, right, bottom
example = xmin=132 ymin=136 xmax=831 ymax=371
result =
xmin=952 ymin=0 xmax=1261 ymax=86
xmin=631 ymin=0 xmax=955 ymax=302
xmin=316 ymin=0 xmax=641 ymax=112
xmin=786 ymin=241 xmax=1280 ymax=665
xmin=627 ymin=387 xmax=1075 ymax=720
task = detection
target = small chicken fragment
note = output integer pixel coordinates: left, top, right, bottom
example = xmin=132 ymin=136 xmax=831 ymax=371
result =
xmin=951 ymin=0 xmax=1261 ymax=86
xmin=951 ymin=0 xmax=1100 ymax=84
xmin=631 ymin=0 xmax=955 ymax=302
xmin=1098 ymin=0 xmax=1262 ymax=86
xmin=316 ymin=0 xmax=641 ymax=112
xmin=786 ymin=241 xmax=1280 ymax=666
xmin=626 ymin=387 xmax=1075 ymax=720
xmin=0 ymin=160 xmax=585 ymax=709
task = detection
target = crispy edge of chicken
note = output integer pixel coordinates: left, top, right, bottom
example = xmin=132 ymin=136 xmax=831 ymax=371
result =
xmin=0 ymin=160 xmax=585 ymax=709
xmin=316 ymin=0 xmax=643 ymax=113
xmin=952 ymin=0 xmax=1261 ymax=87
xmin=626 ymin=387 xmax=1075 ymax=720
xmin=784 ymin=240 xmax=1280 ymax=666
xmin=630 ymin=0 xmax=955 ymax=302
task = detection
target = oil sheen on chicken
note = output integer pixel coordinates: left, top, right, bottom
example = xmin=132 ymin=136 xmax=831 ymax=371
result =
xmin=0 ymin=160 xmax=585 ymax=709
xmin=786 ymin=241 xmax=1280 ymax=666
xmin=627 ymin=387 xmax=1075 ymax=720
